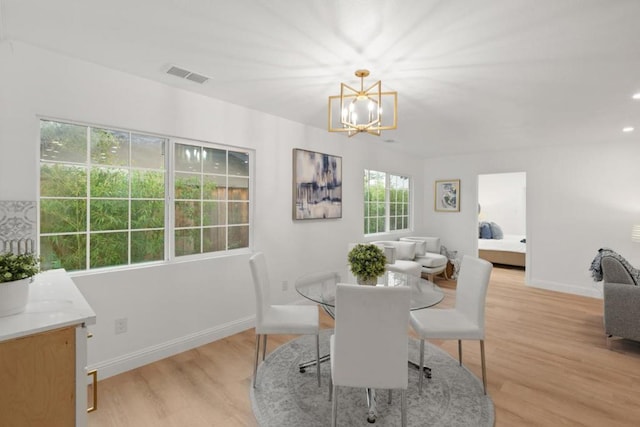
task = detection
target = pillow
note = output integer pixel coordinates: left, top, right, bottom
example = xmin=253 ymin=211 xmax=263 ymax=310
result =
xmin=382 ymin=245 xmax=396 ymax=264
xmin=489 ymin=222 xmax=504 ymax=239
xmin=394 ymin=241 xmax=416 ymax=260
xmin=411 ymin=240 xmax=426 ymax=256
xmin=400 ymin=237 xmax=440 ymax=254
xmin=399 ymin=237 xmax=426 ymax=255
xmin=422 ymin=237 xmax=441 ymax=254
xmin=479 ymin=222 xmax=492 ymax=239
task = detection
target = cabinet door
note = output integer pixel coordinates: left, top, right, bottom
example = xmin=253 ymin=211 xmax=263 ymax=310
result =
xmin=0 ymin=326 xmax=76 ymax=426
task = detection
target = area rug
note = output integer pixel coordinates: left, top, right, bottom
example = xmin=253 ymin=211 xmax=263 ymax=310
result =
xmin=250 ymin=329 xmax=495 ymax=426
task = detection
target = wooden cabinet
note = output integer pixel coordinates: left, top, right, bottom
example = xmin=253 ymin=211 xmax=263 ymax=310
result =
xmin=0 ymin=270 xmax=96 ymax=427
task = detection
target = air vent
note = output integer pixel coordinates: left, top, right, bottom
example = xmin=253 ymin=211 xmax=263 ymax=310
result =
xmin=166 ymin=65 xmax=210 ymax=84
xmin=185 ymin=73 xmax=209 ymax=84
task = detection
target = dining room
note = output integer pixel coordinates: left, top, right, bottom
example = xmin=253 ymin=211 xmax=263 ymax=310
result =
xmin=2 ymin=1 xmax=640 ymax=426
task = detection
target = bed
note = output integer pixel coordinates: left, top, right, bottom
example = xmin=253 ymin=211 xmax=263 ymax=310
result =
xmin=478 ymin=234 xmax=526 ymax=267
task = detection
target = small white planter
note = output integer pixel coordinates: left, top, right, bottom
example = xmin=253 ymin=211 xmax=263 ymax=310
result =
xmin=0 ymin=278 xmax=31 ymax=317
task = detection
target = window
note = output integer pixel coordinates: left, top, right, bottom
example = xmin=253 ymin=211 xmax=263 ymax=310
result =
xmin=173 ymin=142 xmax=250 ymax=256
xmin=39 ymin=119 xmax=251 ymax=272
xmin=364 ymin=169 xmax=410 ymax=235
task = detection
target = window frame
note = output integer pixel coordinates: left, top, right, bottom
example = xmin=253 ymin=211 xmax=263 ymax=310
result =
xmin=38 ymin=117 xmax=253 ymax=274
xmin=363 ymin=169 xmax=412 ymax=236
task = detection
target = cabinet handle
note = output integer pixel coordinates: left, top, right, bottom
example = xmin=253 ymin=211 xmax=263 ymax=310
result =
xmin=87 ymin=332 xmax=93 ymax=339
xmin=87 ymin=369 xmax=98 ymax=413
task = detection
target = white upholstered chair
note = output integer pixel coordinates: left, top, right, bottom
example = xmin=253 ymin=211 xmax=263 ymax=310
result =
xmin=370 ymin=240 xmax=422 ymax=277
xmin=329 ymin=283 xmax=411 ymax=427
xmin=399 ymin=236 xmax=448 ymax=281
xmin=409 ymin=255 xmax=493 ymax=393
xmin=249 ymin=252 xmax=320 ymax=388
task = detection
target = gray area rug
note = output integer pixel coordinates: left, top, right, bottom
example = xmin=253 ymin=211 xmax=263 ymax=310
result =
xmin=250 ymin=329 xmax=495 ymax=426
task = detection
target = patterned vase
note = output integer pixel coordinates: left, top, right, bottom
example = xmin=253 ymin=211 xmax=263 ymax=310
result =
xmin=356 ymin=276 xmax=378 ymax=286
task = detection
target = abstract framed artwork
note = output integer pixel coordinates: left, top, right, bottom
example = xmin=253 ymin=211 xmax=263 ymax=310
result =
xmin=434 ymin=179 xmax=460 ymax=212
xmin=293 ymin=148 xmax=342 ymax=220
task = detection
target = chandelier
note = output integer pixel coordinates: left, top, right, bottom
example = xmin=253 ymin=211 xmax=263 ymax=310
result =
xmin=328 ymin=69 xmax=398 ymax=137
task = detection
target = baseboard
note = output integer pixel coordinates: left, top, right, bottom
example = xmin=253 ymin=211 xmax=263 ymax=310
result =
xmin=527 ymin=278 xmax=603 ymax=299
xmin=88 ymin=316 xmax=255 ymax=380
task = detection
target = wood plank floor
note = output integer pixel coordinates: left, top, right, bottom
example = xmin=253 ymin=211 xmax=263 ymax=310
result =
xmin=89 ymin=266 xmax=640 ymax=427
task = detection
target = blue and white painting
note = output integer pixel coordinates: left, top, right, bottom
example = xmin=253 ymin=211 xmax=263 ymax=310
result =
xmin=293 ymin=149 xmax=342 ymax=219
xmin=435 ymin=179 xmax=460 ymax=212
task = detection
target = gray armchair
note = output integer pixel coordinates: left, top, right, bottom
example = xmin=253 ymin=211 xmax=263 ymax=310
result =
xmin=602 ymin=256 xmax=640 ymax=345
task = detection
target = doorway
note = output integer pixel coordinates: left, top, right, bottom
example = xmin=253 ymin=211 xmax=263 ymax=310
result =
xmin=477 ymin=172 xmax=527 ymax=270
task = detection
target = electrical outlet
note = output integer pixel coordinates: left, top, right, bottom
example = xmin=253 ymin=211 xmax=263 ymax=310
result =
xmin=114 ymin=318 xmax=128 ymax=334
xmin=282 ymin=280 xmax=289 ymax=291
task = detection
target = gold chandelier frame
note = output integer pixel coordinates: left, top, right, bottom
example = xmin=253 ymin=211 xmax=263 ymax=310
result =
xmin=328 ymin=69 xmax=398 ymax=137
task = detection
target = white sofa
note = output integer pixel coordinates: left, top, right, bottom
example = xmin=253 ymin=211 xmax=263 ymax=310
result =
xmin=399 ymin=237 xmax=448 ymax=282
xmin=370 ymin=240 xmax=422 ymax=278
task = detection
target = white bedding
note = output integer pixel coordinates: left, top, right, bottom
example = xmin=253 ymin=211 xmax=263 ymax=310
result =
xmin=478 ymin=234 xmax=526 ymax=253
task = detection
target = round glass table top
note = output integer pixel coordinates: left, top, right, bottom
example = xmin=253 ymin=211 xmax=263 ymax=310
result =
xmin=295 ymin=269 xmax=444 ymax=311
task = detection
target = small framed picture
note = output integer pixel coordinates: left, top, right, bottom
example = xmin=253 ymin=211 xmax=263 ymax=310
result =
xmin=435 ymin=179 xmax=460 ymax=212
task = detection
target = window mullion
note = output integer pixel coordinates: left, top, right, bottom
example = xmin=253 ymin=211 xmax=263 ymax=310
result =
xmin=166 ymin=140 xmax=174 ymax=261
xmin=385 ymin=173 xmax=390 ymax=233
xmin=127 ymin=131 xmax=132 ymax=266
xmin=85 ymin=126 xmax=91 ymax=271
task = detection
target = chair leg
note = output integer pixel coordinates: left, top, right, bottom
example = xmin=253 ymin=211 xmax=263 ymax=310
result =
xmin=418 ymin=339 xmax=425 ymax=392
xmin=401 ymin=389 xmax=407 ymax=427
xmin=328 ymin=375 xmax=333 ymax=401
xmin=480 ymin=340 xmax=487 ymax=395
xmin=331 ymin=385 xmax=338 ymax=427
xmin=458 ymin=339 xmax=462 ymax=365
xmin=253 ymin=334 xmax=261 ymax=388
xmin=316 ymin=334 xmax=321 ymax=387
xmin=388 ymin=389 xmax=392 ymax=404
xmin=261 ymin=335 xmax=268 ymax=361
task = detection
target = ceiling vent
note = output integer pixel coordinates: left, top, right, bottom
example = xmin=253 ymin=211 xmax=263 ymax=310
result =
xmin=166 ymin=66 xmax=210 ymax=84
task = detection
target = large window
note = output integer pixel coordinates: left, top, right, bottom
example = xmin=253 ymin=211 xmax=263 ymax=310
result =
xmin=39 ymin=119 xmax=251 ymax=272
xmin=364 ymin=169 xmax=411 ymax=235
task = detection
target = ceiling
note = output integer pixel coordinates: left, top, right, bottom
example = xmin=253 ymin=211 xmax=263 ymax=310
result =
xmin=1 ymin=0 xmax=639 ymax=158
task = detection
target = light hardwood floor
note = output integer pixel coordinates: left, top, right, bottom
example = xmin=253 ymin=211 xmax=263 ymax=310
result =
xmin=89 ymin=267 xmax=640 ymax=427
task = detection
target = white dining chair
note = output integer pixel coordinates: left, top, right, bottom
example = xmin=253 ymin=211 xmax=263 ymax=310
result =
xmin=249 ymin=252 xmax=321 ymax=388
xmin=409 ymin=255 xmax=493 ymax=394
xmin=329 ymin=283 xmax=411 ymax=427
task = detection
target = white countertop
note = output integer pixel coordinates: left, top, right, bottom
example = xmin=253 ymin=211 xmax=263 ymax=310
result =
xmin=0 ymin=269 xmax=96 ymax=342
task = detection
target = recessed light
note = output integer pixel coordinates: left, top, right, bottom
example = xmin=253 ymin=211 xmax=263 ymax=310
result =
xmin=622 ymin=127 xmax=634 ymax=132
xmin=633 ymin=93 xmax=640 ymax=100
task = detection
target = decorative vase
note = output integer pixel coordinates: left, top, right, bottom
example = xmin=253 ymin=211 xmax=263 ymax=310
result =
xmin=0 ymin=278 xmax=31 ymax=317
xmin=357 ymin=276 xmax=378 ymax=286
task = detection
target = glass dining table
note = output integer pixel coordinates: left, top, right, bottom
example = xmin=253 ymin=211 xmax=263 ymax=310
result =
xmin=295 ymin=269 xmax=444 ymax=318
xmin=295 ymin=269 xmax=444 ymax=423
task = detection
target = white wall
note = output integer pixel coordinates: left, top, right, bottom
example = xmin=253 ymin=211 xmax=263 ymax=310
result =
xmin=0 ymin=42 xmax=426 ymax=377
xmin=423 ymin=145 xmax=640 ymax=297
xmin=478 ymin=172 xmax=526 ymax=235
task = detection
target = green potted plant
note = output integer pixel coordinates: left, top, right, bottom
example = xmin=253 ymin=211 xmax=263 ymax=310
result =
xmin=348 ymin=244 xmax=387 ymax=285
xmin=0 ymin=252 xmax=40 ymax=317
